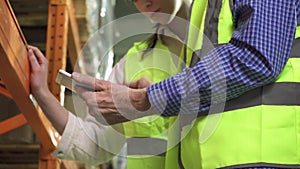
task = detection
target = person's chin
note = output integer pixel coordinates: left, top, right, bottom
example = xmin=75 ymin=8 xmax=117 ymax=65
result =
xmin=151 ymin=16 xmax=170 ymax=25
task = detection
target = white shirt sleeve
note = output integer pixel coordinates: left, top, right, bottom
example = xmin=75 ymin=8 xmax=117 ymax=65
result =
xmin=52 ymin=57 xmax=127 ymax=165
xmin=52 ymin=112 xmax=126 ymax=165
xmin=108 ymin=57 xmax=126 ymax=84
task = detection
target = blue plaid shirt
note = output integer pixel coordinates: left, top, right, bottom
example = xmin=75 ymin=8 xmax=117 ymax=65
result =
xmin=147 ymin=0 xmax=300 ymax=117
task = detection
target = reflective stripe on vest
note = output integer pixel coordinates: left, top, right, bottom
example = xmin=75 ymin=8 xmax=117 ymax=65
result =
xmin=184 ymin=0 xmax=207 ymax=66
xmin=165 ymin=116 xmax=181 ymax=169
xmin=179 ymin=0 xmax=300 ymax=167
xmin=124 ymin=40 xmax=182 ymax=169
xmin=127 ymin=137 xmax=167 ymax=156
xmin=186 ymin=0 xmax=234 ymax=67
xmin=180 ymin=39 xmax=300 ymax=169
xmin=126 ymin=138 xmax=167 ymax=169
xmin=198 ymin=50 xmax=300 ymax=115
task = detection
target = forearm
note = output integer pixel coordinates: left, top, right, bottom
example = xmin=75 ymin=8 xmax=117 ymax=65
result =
xmin=27 ymin=46 xmax=69 ymax=134
xmin=147 ymin=0 xmax=297 ymax=116
xmin=53 ymin=113 xmax=125 ymax=165
xmin=148 ymin=44 xmax=283 ymax=116
xmin=33 ymin=89 xmax=68 ymax=134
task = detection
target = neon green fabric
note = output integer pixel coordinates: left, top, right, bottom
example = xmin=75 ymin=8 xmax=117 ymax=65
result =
xmin=186 ymin=0 xmax=208 ymax=66
xmin=180 ymin=0 xmax=300 ymax=168
xmin=186 ymin=0 xmax=234 ymax=65
xmin=181 ymin=105 xmax=300 ymax=169
xmin=275 ymin=58 xmax=300 ymax=83
xmin=126 ymin=156 xmax=166 ymax=169
xmin=165 ymin=117 xmax=181 ymax=169
xmin=124 ymin=40 xmax=182 ymax=169
xmin=218 ymin=0 xmax=234 ymax=44
xmin=276 ymin=27 xmax=300 ymax=83
xmin=125 ymin=41 xmax=180 ymax=85
xmin=296 ymin=26 xmax=300 ymax=38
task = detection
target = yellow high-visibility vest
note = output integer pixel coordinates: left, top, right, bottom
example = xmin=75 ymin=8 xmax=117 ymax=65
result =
xmin=179 ymin=0 xmax=300 ymax=168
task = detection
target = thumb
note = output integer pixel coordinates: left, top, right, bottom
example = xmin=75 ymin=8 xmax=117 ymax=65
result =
xmin=127 ymin=81 xmax=139 ymax=89
xmin=72 ymin=72 xmax=95 ymax=89
xmin=127 ymin=77 xmax=153 ymax=89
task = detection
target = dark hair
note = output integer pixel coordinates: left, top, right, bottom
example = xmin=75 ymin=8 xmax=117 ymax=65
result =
xmin=141 ymin=24 xmax=161 ymax=60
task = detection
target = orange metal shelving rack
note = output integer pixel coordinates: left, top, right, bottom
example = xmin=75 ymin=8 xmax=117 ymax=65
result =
xmin=0 ymin=0 xmax=82 ymax=168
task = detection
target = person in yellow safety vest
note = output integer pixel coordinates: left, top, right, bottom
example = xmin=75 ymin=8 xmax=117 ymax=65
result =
xmin=178 ymin=0 xmax=300 ymax=168
xmin=109 ymin=39 xmax=183 ymax=169
xmin=65 ymin=0 xmax=300 ymax=169
xmin=109 ymin=0 xmax=192 ymax=168
xmin=27 ymin=0 xmax=191 ymax=169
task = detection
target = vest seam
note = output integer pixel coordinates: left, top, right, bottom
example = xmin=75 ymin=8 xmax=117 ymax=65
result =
xmin=220 ymin=162 xmax=300 ymax=169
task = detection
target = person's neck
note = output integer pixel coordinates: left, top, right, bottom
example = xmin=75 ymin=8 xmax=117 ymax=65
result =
xmin=166 ymin=0 xmax=190 ymax=40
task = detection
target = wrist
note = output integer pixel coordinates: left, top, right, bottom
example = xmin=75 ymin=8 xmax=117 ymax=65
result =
xmin=32 ymin=87 xmax=52 ymax=101
xmin=129 ymin=88 xmax=151 ymax=112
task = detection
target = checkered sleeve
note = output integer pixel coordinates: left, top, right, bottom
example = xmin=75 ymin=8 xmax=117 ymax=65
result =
xmin=147 ymin=0 xmax=298 ymax=116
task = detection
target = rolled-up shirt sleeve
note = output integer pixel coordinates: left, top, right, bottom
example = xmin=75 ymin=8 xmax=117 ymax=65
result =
xmin=147 ymin=0 xmax=298 ymax=116
xmin=52 ymin=57 xmax=127 ymax=165
xmin=52 ymin=112 xmax=125 ymax=165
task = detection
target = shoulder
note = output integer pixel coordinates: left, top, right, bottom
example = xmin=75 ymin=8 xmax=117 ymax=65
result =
xmin=128 ymin=41 xmax=149 ymax=53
